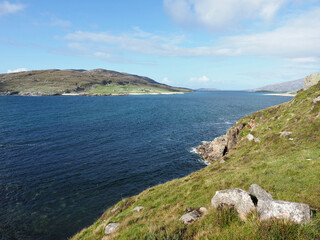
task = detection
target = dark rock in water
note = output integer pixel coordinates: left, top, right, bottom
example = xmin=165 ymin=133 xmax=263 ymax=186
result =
xmin=257 ymin=200 xmax=311 ymax=224
xmin=249 ymin=184 xmax=273 ymax=202
xmin=179 ymin=210 xmax=201 ymax=224
xmin=211 ymin=188 xmax=255 ymax=220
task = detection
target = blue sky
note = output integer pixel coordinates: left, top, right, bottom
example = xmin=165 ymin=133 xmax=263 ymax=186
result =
xmin=0 ymin=0 xmax=319 ymax=89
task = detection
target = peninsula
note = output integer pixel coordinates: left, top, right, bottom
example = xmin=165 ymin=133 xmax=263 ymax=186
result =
xmin=0 ymin=69 xmax=192 ymax=96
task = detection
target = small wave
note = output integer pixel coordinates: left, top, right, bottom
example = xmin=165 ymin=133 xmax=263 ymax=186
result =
xmin=201 ymin=141 xmax=209 ymax=144
xmin=198 ymin=158 xmax=211 ymax=166
xmin=189 ymin=147 xmax=200 ymax=154
xmin=225 ymin=121 xmax=233 ymax=124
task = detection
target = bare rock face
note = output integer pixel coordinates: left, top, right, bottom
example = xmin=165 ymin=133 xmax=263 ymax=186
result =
xmin=313 ymin=96 xmax=320 ymax=104
xmin=249 ymin=184 xmax=273 ymax=202
xmin=211 ymin=188 xmax=255 ymax=220
xmin=226 ymin=123 xmax=245 ymax=151
xmin=257 ymin=200 xmax=311 ymax=224
xmin=105 ymin=223 xmax=120 ymax=235
xmin=196 ymin=135 xmax=227 ymax=162
xmin=303 ymin=73 xmax=320 ymax=90
xmin=179 ymin=210 xmax=201 ymax=224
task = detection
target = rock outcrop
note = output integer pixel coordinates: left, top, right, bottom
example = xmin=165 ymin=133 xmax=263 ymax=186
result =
xmin=249 ymin=184 xmax=273 ymax=202
xmin=196 ymin=135 xmax=227 ymax=162
xmin=303 ymin=73 xmax=320 ymax=90
xmin=211 ymin=188 xmax=255 ymax=220
xmin=196 ymin=123 xmax=247 ymax=163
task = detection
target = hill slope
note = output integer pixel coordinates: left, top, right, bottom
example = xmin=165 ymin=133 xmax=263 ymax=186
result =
xmin=0 ymin=69 xmax=192 ymax=96
xmin=73 ymin=80 xmax=320 ymax=239
xmin=249 ymin=79 xmax=303 ymax=92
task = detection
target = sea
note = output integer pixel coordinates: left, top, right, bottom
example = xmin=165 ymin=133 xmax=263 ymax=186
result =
xmin=0 ymin=91 xmax=292 ymax=240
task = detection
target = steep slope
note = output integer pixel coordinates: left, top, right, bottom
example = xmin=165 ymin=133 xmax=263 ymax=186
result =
xmin=72 ymin=81 xmax=320 ymax=240
xmin=249 ymin=79 xmax=303 ymax=92
xmin=0 ymin=69 xmax=192 ymax=96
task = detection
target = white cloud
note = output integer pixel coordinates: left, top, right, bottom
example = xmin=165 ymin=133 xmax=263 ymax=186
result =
xmin=162 ymin=77 xmax=171 ymax=84
xmin=189 ymin=76 xmax=210 ymax=83
xmin=7 ymin=68 xmax=28 ymax=73
xmin=163 ymin=0 xmax=286 ymax=32
xmin=0 ymin=1 xmax=25 ymax=17
xmin=50 ymin=18 xmax=72 ymax=27
xmin=61 ymin=7 xmax=320 ymax=68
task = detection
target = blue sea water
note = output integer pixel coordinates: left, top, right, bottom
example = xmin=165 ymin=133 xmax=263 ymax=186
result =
xmin=0 ymin=92 xmax=292 ymax=240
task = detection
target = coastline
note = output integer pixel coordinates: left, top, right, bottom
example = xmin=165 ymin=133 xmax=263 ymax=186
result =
xmin=0 ymin=91 xmax=188 ymax=97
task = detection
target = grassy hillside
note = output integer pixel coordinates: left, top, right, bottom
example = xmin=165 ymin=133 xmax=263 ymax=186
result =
xmin=72 ymin=82 xmax=320 ymax=240
xmin=0 ymin=69 xmax=192 ymax=95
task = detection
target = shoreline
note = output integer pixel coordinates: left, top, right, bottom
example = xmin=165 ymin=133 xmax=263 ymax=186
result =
xmin=0 ymin=92 xmax=188 ymax=97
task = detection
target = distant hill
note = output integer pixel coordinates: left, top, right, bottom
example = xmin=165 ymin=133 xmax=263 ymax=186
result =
xmin=0 ymin=69 xmax=192 ymax=96
xmin=249 ymin=79 xmax=303 ymax=92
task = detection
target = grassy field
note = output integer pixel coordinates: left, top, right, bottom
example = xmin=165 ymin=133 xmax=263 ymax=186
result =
xmin=72 ymin=82 xmax=320 ymax=240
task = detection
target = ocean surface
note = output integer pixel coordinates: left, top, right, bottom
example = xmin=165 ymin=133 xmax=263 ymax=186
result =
xmin=0 ymin=92 xmax=292 ymax=240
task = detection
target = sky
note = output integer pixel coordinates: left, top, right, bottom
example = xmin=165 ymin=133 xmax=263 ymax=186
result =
xmin=0 ymin=0 xmax=320 ymax=90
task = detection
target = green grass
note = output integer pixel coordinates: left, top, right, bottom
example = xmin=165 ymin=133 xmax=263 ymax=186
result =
xmin=72 ymin=83 xmax=320 ymax=240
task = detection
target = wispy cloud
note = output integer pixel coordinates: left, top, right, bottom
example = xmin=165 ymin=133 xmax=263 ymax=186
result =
xmin=0 ymin=1 xmax=25 ymax=17
xmin=189 ymin=76 xmax=210 ymax=83
xmin=163 ymin=0 xmax=287 ymax=32
xmin=7 ymin=68 xmax=27 ymax=73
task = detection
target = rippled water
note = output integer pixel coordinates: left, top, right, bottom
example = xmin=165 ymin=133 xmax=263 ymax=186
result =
xmin=0 ymin=92 xmax=292 ymax=239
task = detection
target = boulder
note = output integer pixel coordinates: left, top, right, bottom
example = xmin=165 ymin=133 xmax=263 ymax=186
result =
xmin=105 ymin=223 xmax=120 ymax=235
xmin=249 ymin=184 xmax=273 ymax=202
xmin=133 ymin=206 xmax=144 ymax=212
xmin=211 ymin=188 xmax=255 ymax=220
xmin=257 ymin=200 xmax=311 ymax=224
xmin=179 ymin=210 xmax=201 ymax=224
xmin=303 ymin=73 xmax=320 ymax=90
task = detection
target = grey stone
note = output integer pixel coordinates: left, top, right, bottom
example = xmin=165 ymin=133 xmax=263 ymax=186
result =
xmin=179 ymin=210 xmax=201 ymax=224
xmin=254 ymin=138 xmax=261 ymax=143
xmin=257 ymin=200 xmax=311 ymax=224
xmin=105 ymin=223 xmax=120 ymax=235
xmin=247 ymin=134 xmax=254 ymax=141
xmin=199 ymin=207 xmax=208 ymax=214
xmin=211 ymin=188 xmax=255 ymax=220
xmin=249 ymin=184 xmax=273 ymax=202
xmin=280 ymin=131 xmax=292 ymax=137
xmin=313 ymin=96 xmax=320 ymax=104
xmin=133 ymin=206 xmax=144 ymax=212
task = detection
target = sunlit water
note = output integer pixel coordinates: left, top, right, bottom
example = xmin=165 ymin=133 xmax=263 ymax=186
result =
xmin=0 ymin=92 xmax=292 ymax=239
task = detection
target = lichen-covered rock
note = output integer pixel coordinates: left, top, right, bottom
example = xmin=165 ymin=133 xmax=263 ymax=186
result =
xmin=179 ymin=210 xmax=201 ymax=224
xmin=105 ymin=223 xmax=120 ymax=235
xmin=257 ymin=200 xmax=311 ymax=224
xmin=199 ymin=207 xmax=208 ymax=214
xmin=249 ymin=184 xmax=273 ymax=202
xmin=211 ymin=188 xmax=255 ymax=220
xmin=303 ymin=73 xmax=320 ymax=90
xmin=313 ymin=96 xmax=320 ymax=104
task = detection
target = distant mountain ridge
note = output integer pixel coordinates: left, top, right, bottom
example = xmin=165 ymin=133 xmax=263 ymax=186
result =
xmin=249 ymin=79 xmax=303 ymax=92
xmin=0 ymin=69 xmax=192 ymax=96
